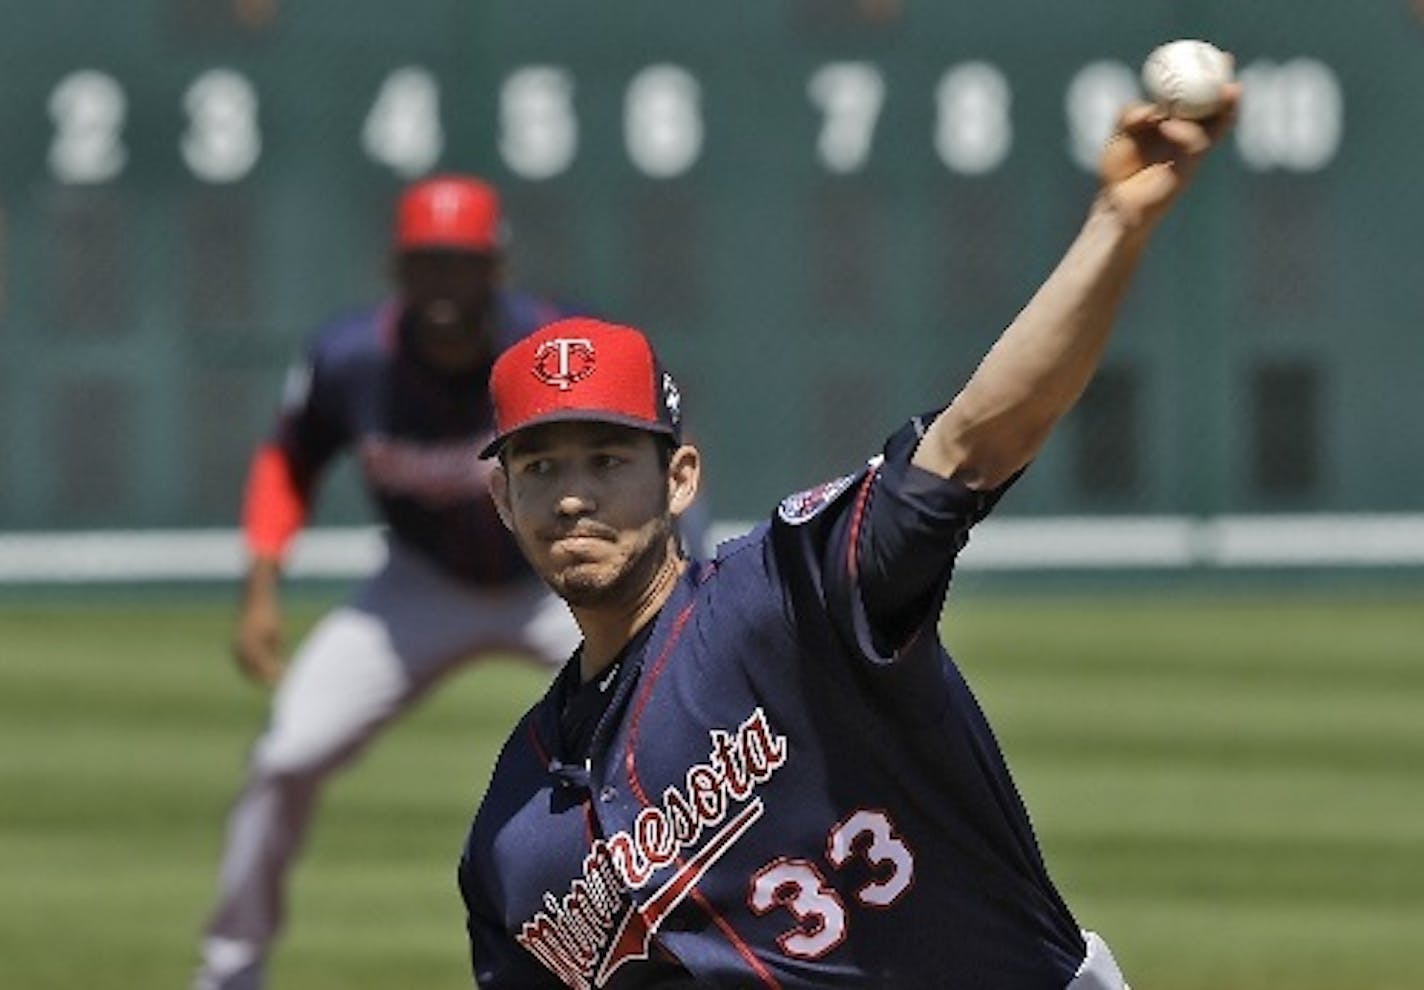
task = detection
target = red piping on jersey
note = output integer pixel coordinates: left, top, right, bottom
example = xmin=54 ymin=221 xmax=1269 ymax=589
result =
xmin=845 ymin=467 xmax=877 ymax=582
xmin=242 ymin=444 xmax=310 ymax=559
xmin=622 ymin=565 xmax=784 ymax=990
xmin=622 ymin=594 xmax=699 ymax=808
xmin=525 ymin=717 xmax=602 ymax=848
xmin=688 ymin=887 xmax=782 ymax=988
xmin=581 ymin=798 xmax=598 ymax=847
xmin=525 ymin=718 xmax=551 ymax=766
xmin=849 ymin=464 xmax=942 ymax=658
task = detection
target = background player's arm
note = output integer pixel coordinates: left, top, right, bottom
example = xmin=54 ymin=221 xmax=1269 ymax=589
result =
xmin=234 ymin=555 xmax=285 ymax=686
xmin=232 ymin=355 xmax=343 ymax=686
xmin=913 ymin=96 xmax=1238 ymax=489
xmin=233 ymin=443 xmax=314 ymax=685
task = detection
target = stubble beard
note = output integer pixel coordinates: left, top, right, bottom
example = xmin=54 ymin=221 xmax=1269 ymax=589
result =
xmin=541 ymin=515 xmax=677 ymax=611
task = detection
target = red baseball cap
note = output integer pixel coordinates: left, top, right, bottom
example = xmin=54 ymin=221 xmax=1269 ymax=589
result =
xmin=394 ymin=175 xmax=503 ymax=253
xmin=480 ymin=318 xmax=683 ymax=459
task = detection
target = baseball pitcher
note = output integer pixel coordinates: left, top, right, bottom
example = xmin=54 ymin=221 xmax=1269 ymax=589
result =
xmin=456 ymin=90 xmax=1237 ymax=989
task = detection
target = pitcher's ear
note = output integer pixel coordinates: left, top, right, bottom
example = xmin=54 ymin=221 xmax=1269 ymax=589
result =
xmin=667 ymin=444 xmax=700 ymax=517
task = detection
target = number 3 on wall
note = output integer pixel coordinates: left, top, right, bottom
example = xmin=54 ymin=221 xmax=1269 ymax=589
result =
xmin=748 ymin=809 xmax=914 ymax=961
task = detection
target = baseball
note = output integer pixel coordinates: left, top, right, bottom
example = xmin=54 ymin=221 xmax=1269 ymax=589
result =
xmin=1141 ymin=39 xmax=1234 ymax=120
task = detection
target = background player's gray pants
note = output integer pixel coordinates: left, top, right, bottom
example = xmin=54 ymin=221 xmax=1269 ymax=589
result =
xmin=1067 ymin=930 xmax=1131 ymax=990
xmin=193 ymin=540 xmax=578 ymax=990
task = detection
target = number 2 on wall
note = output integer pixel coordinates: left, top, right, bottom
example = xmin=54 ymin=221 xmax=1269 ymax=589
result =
xmin=748 ymin=809 xmax=914 ymax=961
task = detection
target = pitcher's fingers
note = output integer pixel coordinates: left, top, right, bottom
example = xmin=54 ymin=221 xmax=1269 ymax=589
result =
xmin=1200 ymin=83 xmax=1242 ymax=142
xmin=1115 ymin=101 xmax=1168 ymax=136
xmin=1158 ymin=116 xmax=1214 ymax=156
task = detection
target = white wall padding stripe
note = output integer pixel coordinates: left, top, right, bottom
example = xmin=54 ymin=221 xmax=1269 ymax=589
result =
xmin=4 ymin=516 xmax=1424 ymax=583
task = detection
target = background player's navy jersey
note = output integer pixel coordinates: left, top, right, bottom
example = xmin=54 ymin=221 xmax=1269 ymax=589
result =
xmin=459 ymin=415 xmax=1086 ymax=989
xmin=274 ymin=290 xmax=568 ymax=586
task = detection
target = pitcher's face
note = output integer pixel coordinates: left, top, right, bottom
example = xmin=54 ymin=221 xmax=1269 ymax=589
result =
xmin=492 ymin=422 xmax=697 ymax=611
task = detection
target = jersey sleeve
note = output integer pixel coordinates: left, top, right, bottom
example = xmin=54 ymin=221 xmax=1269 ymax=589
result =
xmin=240 ymin=343 xmax=349 ymax=561
xmin=851 ymin=412 xmax=1022 ymax=657
xmin=240 ymin=443 xmax=310 ymax=559
xmin=771 ymin=409 xmax=1021 ymax=665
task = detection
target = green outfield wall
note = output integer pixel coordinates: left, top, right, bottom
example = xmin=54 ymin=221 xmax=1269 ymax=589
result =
xmin=0 ymin=1 xmax=1418 ymax=536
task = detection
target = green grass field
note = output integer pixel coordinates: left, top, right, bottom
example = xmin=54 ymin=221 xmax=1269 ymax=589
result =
xmin=2 ymin=589 xmax=1421 ymax=989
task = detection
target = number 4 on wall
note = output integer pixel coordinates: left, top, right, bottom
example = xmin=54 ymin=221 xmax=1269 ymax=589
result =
xmin=748 ymin=808 xmax=914 ymax=961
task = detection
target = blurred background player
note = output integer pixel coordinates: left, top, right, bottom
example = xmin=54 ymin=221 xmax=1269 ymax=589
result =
xmin=192 ymin=174 xmax=584 ymax=990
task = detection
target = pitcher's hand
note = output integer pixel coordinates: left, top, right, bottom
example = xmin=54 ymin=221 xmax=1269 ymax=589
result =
xmin=1098 ymin=85 xmax=1240 ymax=231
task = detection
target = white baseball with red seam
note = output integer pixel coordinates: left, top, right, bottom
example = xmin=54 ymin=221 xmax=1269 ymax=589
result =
xmin=1141 ymin=40 xmax=1234 ymax=120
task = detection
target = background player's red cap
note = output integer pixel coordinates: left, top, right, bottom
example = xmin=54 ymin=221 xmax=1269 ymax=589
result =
xmin=394 ymin=174 xmax=503 ymax=253
xmin=480 ymin=318 xmax=683 ymax=458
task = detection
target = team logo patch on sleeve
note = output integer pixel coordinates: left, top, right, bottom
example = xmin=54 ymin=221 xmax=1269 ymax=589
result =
xmin=777 ymin=456 xmax=883 ymax=525
xmin=777 ymin=472 xmax=857 ymax=525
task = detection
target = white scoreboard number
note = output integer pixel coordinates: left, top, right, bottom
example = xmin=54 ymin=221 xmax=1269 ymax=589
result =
xmin=47 ymin=70 xmax=128 ymax=185
xmin=362 ymin=67 xmax=444 ymax=179
xmin=181 ymin=69 xmax=261 ymax=183
xmin=41 ymin=58 xmax=1345 ymax=186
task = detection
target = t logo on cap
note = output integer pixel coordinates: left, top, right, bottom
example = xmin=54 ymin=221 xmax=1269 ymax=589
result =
xmin=533 ymin=338 xmax=596 ymax=391
xmin=480 ymin=318 xmax=683 ymax=459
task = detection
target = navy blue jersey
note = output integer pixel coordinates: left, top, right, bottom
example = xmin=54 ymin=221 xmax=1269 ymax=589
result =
xmin=273 ymin=291 xmax=569 ymax=586
xmin=459 ymin=414 xmax=1086 ymax=988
